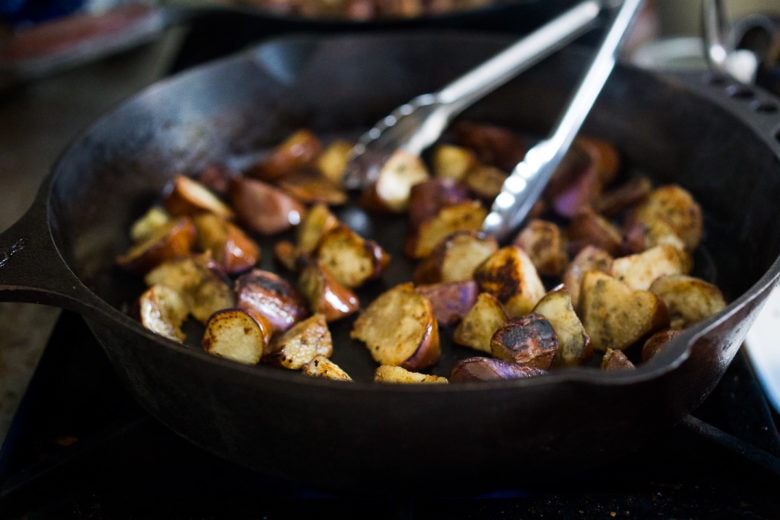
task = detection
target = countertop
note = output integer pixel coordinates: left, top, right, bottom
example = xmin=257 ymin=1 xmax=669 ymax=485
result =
xmin=0 ymin=26 xmax=187 ymax=446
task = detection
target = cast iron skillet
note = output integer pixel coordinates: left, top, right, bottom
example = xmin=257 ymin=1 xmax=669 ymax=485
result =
xmin=1 ymin=32 xmax=780 ymax=494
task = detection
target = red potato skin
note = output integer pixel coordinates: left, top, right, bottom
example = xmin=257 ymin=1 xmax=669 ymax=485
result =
xmin=416 ymin=280 xmax=479 ymax=325
xmin=116 ymin=217 xmax=197 ymax=273
xmin=407 ymin=177 xmax=470 ymax=230
xmin=234 ymin=269 xmax=310 ymax=333
xmin=449 ymin=357 xmax=546 ymax=383
xmin=228 ymin=176 xmax=306 ymax=235
xmin=162 ymin=175 xmax=235 ymax=220
xmin=400 ymin=321 xmax=441 ymax=372
xmin=490 ymin=314 xmax=559 ymax=370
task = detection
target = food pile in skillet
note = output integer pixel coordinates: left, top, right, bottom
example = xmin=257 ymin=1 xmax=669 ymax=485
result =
xmin=116 ymin=120 xmax=727 ymax=384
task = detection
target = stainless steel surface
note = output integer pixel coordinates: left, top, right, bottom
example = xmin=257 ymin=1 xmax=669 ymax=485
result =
xmin=0 ymin=27 xmax=185 ymax=446
xmin=341 ymin=0 xmax=602 ymax=190
xmin=482 ymin=0 xmax=643 ymax=241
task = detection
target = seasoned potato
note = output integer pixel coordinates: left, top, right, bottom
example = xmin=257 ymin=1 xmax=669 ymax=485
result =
xmin=431 ymin=143 xmax=478 ymax=181
xmin=277 ymin=169 xmax=348 ymax=206
xmin=513 ymin=219 xmax=568 ymax=277
xmin=245 ymin=128 xmax=323 ymax=182
xmin=405 ymin=200 xmax=487 ymax=259
xmin=193 ymin=213 xmax=260 ymax=275
xmin=593 ymin=175 xmax=653 ymax=217
xmin=234 ymin=268 xmax=310 ymax=332
xmin=303 ymin=355 xmax=353 ymax=381
xmin=473 ymin=246 xmax=546 ymax=317
xmin=625 ymin=184 xmax=703 ymax=251
xmin=129 ymin=206 xmax=171 ymax=243
xmin=297 ymin=203 xmax=341 ymax=256
xmin=453 ymin=121 xmax=527 ymax=171
xmin=562 ymin=245 xmax=614 ymax=310
xmin=416 ymin=280 xmax=479 ymax=325
xmin=374 ymin=365 xmax=448 ymax=384
xmin=641 ymin=329 xmax=683 ymax=362
xmin=601 ymin=348 xmax=635 ymax=371
xmin=359 ymin=149 xmax=429 ymax=213
xmin=579 ymin=271 xmax=669 ymax=351
xmin=162 ymin=174 xmax=235 ymax=220
xmin=228 ymin=176 xmax=306 ymax=235
xmin=144 ymin=254 xmax=235 ymax=324
xmin=413 ymin=230 xmax=498 ymax=284
xmin=265 ymin=313 xmax=333 ymax=370
xmin=298 ymin=260 xmax=360 ymax=322
xmin=117 ymin=216 xmax=197 ymax=273
xmin=138 ymin=284 xmax=188 ymax=343
xmin=316 ymin=224 xmax=390 ymax=288
xmin=623 ymin=215 xmax=687 ymax=254
xmin=351 ymin=283 xmax=440 ymax=371
xmin=202 ymin=308 xmax=272 ymax=365
xmin=450 ymin=357 xmax=545 ymax=383
xmin=610 ymin=244 xmax=691 ymax=291
xmin=567 ymin=207 xmax=623 ymax=257
xmin=407 ymin=177 xmax=470 ymax=230
xmin=453 ymin=292 xmax=508 ymax=354
xmin=490 ymin=314 xmax=558 ymax=370
xmin=533 ymin=288 xmax=592 ymax=367
xmin=648 ymin=274 xmax=726 ymax=329
xmin=462 ymin=164 xmax=508 ymax=202
xmin=316 ymin=139 xmax=353 ymax=185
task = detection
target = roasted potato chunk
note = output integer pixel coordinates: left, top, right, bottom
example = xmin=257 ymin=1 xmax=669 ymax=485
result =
xmin=359 ymin=149 xmax=430 ymax=213
xmin=144 ymin=254 xmax=235 ymax=324
xmin=296 ymin=203 xmax=340 ymax=256
xmin=234 ymin=268 xmax=310 ymax=332
xmin=452 ymin=292 xmax=508 ymax=354
xmin=162 ymin=175 xmax=235 ymax=220
xmin=129 ymin=206 xmax=172 ymax=243
xmin=453 ymin=121 xmax=527 ymax=171
xmin=316 ymin=224 xmax=390 ymax=289
xmin=351 ymin=283 xmax=440 ymax=371
xmin=228 ymin=176 xmax=306 ymax=235
xmin=413 ymin=230 xmax=498 ymax=284
xmin=407 ymin=177 xmax=470 ymax=230
xmin=567 ymin=207 xmax=623 ymax=257
xmin=649 ymin=274 xmax=726 ymax=329
xmin=462 ymin=164 xmax=508 ymax=202
xmin=473 ymin=245 xmax=546 ymax=317
xmin=431 ymin=143 xmax=478 ymax=181
xmin=562 ymin=245 xmax=614 ymax=310
xmin=610 ymin=244 xmax=691 ymax=292
xmin=202 ymin=308 xmax=272 ymax=365
xmin=138 ymin=284 xmax=188 ymax=343
xmin=416 ymin=280 xmax=479 ymax=325
xmin=245 ymin=128 xmax=323 ymax=182
xmin=601 ymin=348 xmax=636 ymax=371
xmin=277 ymin=169 xmax=348 ymax=206
xmin=641 ymin=329 xmax=683 ymax=362
xmin=298 ymin=260 xmax=360 ymax=322
xmin=490 ymin=314 xmax=558 ymax=370
xmin=513 ymin=219 xmax=568 ymax=277
xmin=193 ymin=213 xmax=260 ymax=275
xmin=450 ymin=357 xmax=545 ymax=383
xmin=265 ymin=313 xmax=333 ymax=370
xmin=533 ymin=288 xmax=592 ymax=367
xmin=116 ymin=216 xmax=197 ymax=273
xmin=593 ymin=175 xmax=653 ymax=217
xmin=625 ymin=184 xmax=703 ymax=251
xmin=303 ymin=355 xmax=353 ymax=381
xmin=405 ymin=200 xmax=488 ymax=259
xmin=579 ymin=271 xmax=669 ymax=351
xmin=374 ymin=365 xmax=448 ymax=384
xmin=316 ymin=139 xmax=353 ymax=185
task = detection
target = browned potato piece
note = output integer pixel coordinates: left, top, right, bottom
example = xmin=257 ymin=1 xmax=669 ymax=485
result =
xmin=351 ymin=283 xmax=440 ymax=371
xmin=144 ymin=254 xmax=235 ymax=324
xmin=407 ymin=177 xmax=470 ymax=230
xmin=449 ymin=357 xmax=545 ymax=383
xmin=601 ymin=348 xmax=635 ymax=371
xmin=162 ymin=175 xmax=235 ymax=220
xmin=277 ymin=169 xmax=347 ymax=206
xmin=578 ymin=136 xmax=620 ymax=185
xmin=296 ymin=203 xmax=340 ymax=255
xmin=610 ymin=244 xmax=691 ymax=291
xmin=359 ymin=149 xmax=430 ymax=213
xmin=567 ymin=207 xmax=623 ymax=257
xmin=453 ymin=292 xmax=508 ymax=354
xmin=316 ymin=224 xmax=390 ymax=289
xmin=130 ymin=206 xmax=171 ymax=243
xmin=298 ymin=260 xmax=360 ymax=322
xmin=593 ymin=175 xmax=653 ymax=217
xmin=550 ymin=164 xmax=602 ymax=219
xmin=490 ymin=314 xmax=558 ymax=370
xmin=273 ymin=240 xmax=300 ymax=272
xmin=117 ymin=216 xmax=197 ymax=273
xmin=533 ymin=288 xmax=592 ymax=367
xmin=228 ymin=176 xmax=306 ymax=235
xmin=202 ymin=308 xmax=272 ymax=365
xmin=413 ymin=230 xmax=498 ymax=284
xmin=562 ymin=245 xmax=614 ymax=310
xmin=579 ymin=271 xmax=669 ymax=351
xmin=453 ymin=121 xmax=527 ymax=171
xmin=473 ymin=246 xmax=546 ymax=317
xmin=138 ymin=284 xmax=188 ymax=343
xmin=462 ymin=164 xmax=507 ymax=202
xmin=641 ymin=329 xmax=682 ymax=362
xmin=625 ymin=184 xmax=703 ymax=251
xmin=302 ymin=355 xmax=353 ymax=381
xmin=648 ymin=274 xmax=727 ymax=329
xmin=192 ymin=163 xmax=233 ymax=196
xmin=431 ymin=143 xmax=478 ymax=181
xmin=416 ymin=280 xmax=479 ymax=325
xmin=245 ymin=129 xmax=323 ymax=182
xmin=235 ymin=268 xmax=310 ymax=332
xmin=316 ymin=139 xmax=353 ymax=185
xmin=265 ymin=313 xmax=333 ymax=370
xmin=405 ymin=200 xmax=487 ymax=259
xmin=513 ymin=219 xmax=568 ymax=277
xmin=623 ymin=216 xmax=687 ymax=254
xmin=374 ymin=365 xmax=448 ymax=384
xmin=193 ymin=213 xmax=260 ymax=275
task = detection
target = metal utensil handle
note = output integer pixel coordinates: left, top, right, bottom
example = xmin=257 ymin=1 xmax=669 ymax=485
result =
xmin=437 ymin=0 xmax=602 ymax=114
xmin=483 ymin=0 xmax=644 ymax=241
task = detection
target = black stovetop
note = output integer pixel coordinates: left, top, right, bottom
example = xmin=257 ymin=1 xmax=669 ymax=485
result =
xmin=0 ymin=310 xmax=778 ymax=519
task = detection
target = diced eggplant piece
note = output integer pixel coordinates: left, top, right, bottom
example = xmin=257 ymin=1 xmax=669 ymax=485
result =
xmin=351 ymin=283 xmax=440 ymax=371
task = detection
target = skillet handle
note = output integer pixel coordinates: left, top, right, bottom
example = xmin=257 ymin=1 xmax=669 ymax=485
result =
xmin=0 ymin=177 xmax=113 ymax=319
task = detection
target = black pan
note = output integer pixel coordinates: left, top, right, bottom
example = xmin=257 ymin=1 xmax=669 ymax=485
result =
xmin=1 ymin=32 xmax=780 ymax=494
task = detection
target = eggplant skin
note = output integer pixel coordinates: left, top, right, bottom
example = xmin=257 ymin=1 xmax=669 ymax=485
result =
xmin=450 ymin=357 xmax=546 ymax=383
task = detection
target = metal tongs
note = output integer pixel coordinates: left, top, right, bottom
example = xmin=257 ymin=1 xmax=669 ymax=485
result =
xmin=344 ymin=0 xmax=644 ymax=242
